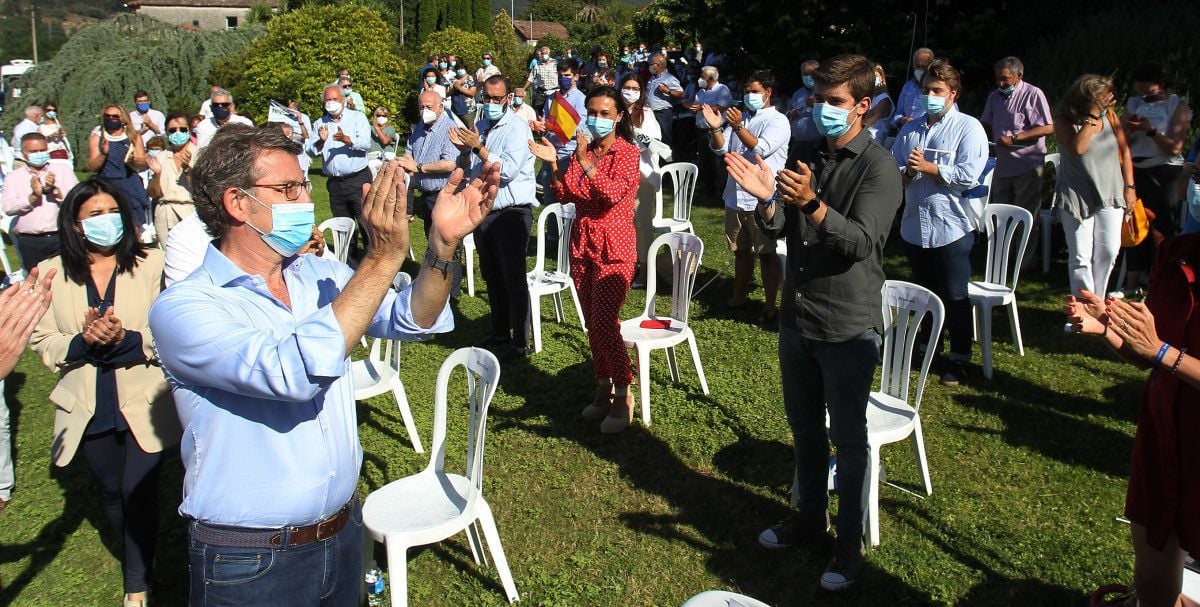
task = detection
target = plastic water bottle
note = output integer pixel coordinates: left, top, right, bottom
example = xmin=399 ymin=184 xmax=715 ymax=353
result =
xmin=365 ymin=568 xmax=385 ymax=606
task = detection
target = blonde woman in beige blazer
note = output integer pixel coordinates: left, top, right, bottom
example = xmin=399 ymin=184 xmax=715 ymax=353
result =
xmin=29 ymin=178 xmax=180 ymax=607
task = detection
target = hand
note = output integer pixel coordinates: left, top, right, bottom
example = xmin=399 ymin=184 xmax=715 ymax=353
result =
xmin=898 ymin=115 xmax=911 ymax=126
xmin=778 ymin=160 xmax=816 ymax=204
xmin=453 ymin=127 xmax=481 ymax=151
xmin=724 ymin=152 xmax=775 ymax=201
xmin=176 ymin=146 xmax=193 ymax=168
xmin=100 ymin=137 xmax=109 ymax=156
xmin=44 ymin=171 xmax=56 ymax=189
xmin=530 ymin=119 xmax=547 ymax=133
xmin=359 ymin=162 xmax=411 ymax=264
xmin=395 ymin=155 xmax=417 ymax=173
xmin=1064 ymin=292 xmax=1107 ymax=335
xmin=574 ymin=129 xmax=591 ymax=164
xmin=0 ymin=266 xmax=56 ymax=377
xmin=429 ymin=163 xmax=501 ymax=256
xmin=297 ymin=225 xmax=326 ymax=257
xmin=725 ymin=107 xmax=743 ymax=129
xmin=335 ymin=130 xmax=353 ymax=145
xmin=1107 ymin=298 xmax=1163 ymax=360
xmin=907 ymin=147 xmax=934 ymax=176
xmin=699 ymin=104 xmax=722 ymax=128
xmin=528 ymin=138 xmax=557 ymax=163
xmin=96 ymin=309 xmax=126 ymax=345
xmin=657 ymin=83 xmax=669 ymax=94
xmin=346 ymin=98 xmax=357 ymax=110
xmin=318 ymin=125 xmax=330 ymax=142
xmin=148 ymin=121 xmax=162 ymax=134
xmin=30 ymin=174 xmax=43 ymax=198
xmin=998 ymin=134 xmax=1015 ymax=146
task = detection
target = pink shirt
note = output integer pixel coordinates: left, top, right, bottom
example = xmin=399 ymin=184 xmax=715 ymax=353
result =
xmin=979 ymin=80 xmax=1053 ymax=178
xmin=1 ymin=162 xmax=79 ymax=234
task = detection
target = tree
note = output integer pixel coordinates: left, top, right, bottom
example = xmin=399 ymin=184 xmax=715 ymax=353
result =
xmin=471 ymin=0 xmax=491 ymax=35
xmin=491 ymin=10 xmax=527 ymax=81
xmin=226 ymin=4 xmax=412 ymax=127
xmin=246 ymin=3 xmax=274 ymax=24
xmin=419 ymin=27 xmax=490 ymax=74
xmin=528 ymin=0 xmax=580 ymax=25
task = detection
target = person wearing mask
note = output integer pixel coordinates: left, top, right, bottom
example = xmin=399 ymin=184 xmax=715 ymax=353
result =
xmin=194 ymin=88 xmax=253 ymax=150
xmin=150 ymin=124 xmax=500 ymax=605
xmin=1053 ymin=74 xmax=1134 ymax=297
xmin=891 ymin=47 xmax=935 ymax=130
xmin=87 ymin=105 xmax=153 ymax=237
xmin=589 ymin=53 xmax=617 ymax=90
xmin=368 ymin=106 xmax=398 ymax=178
xmin=307 ymin=84 xmax=372 ymax=263
xmin=532 ymin=59 xmax=588 ymax=207
xmin=477 ymin=51 xmax=501 ymax=83
xmin=437 ymin=55 xmax=453 ymax=86
xmin=146 ymin=111 xmax=197 ymax=242
xmin=30 ymin=178 xmax=181 ymax=607
xmin=512 ymin=87 xmax=537 ymax=123
xmin=1117 ymin=62 xmax=1192 ymax=297
xmin=530 ymin=85 xmax=642 ymax=433
xmin=690 ymin=65 xmax=733 ymax=193
xmin=449 ymin=61 xmax=478 ymax=125
xmin=891 ymin=59 xmax=988 ymax=386
xmin=40 ymin=102 xmax=73 ymax=161
xmin=647 ymin=54 xmax=685 ymax=147
xmin=979 ymin=56 xmax=1055 ymax=268
xmin=787 ymin=59 xmax=822 ymax=164
xmin=2 ymin=133 xmax=79 ymax=269
xmin=336 ymin=75 xmax=366 ymax=113
xmin=420 ymin=66 xmax=448 ymax=102
xmin=197 ymin=85 xmax=222 ymax=120
xmin=618 ymin=74 xmax=667 ymax=284
xmin=633 ymin=43 xmax=650 ymax=72
xmin=450 ymin=75 xmax=537 ymax=362
xmin=701 ymin=70 xmax=791 ymax=326
xmin=285 ymin=99 xmax=313 ymax=146
xmin=397 ymin=91 xmax=459 ymax=232
xmin=129 ymin=91 xmax=165 ymax=145
xmin=724 ymin=54 xmax=902 ymax=592
xmin=862 ymin=64 xmax=894 ymax=143
xmin=419 ymin=54 xmax=438 ymax=86
xmin=526 ymin=46 xmax=560 ymax=113
xmin=10 ymin=105 xmax=44 ymax=152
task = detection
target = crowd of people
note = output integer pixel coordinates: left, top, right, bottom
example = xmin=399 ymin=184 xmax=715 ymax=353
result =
xmin=0 ymin=37 xmax=1196 ymax=607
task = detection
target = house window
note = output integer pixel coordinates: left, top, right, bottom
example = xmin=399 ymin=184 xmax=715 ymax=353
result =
xmin=226 ymin=16 xmax=238 ymax=29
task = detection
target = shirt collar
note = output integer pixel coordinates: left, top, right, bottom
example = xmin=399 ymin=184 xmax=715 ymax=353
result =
xmin=823 ymin=128 xmax=871 ymax=158
xmin=199 ymin=243 xmax=303 ymax=288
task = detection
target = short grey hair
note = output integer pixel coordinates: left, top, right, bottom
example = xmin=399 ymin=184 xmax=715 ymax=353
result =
xmin=323 ymin=83 xmax=344 ymax=98
xmin=189 ymin=124 xmax=303 ymax=240
xmin=24 ymin=105 xmax=43 ymax=119
xmin=995 ymin=56 xmax=1024 ymax=76
xmin=700 ymin=66 xmax=719 ymax=81
xmin=914 ymin=47 xmax=934 ymax=60
xmin=801 ymin=59 xmax=820 ymax=72
xmin=210 ymin=87 xmax=233 ymax=103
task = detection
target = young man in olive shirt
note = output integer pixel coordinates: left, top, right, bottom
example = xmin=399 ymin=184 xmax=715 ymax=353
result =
xmin=724 ymin=54 xmax=903 ymax=591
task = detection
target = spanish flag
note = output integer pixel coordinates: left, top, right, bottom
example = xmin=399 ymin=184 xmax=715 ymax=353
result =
xmin=545 ymin=92 xmax=581 ymax=147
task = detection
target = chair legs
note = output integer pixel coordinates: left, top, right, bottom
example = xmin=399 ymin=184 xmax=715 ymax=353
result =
xmin=688 ymin=334 xmax=709 ymax=395
xmin=1007 ymin=300 xmax=1024 ymax=356
xmin=665 ymin=346 xmax=680 ymax=382
xmin=978 ymin=302 xmax=995 ymax=380
xmin=1039 ymin=210 xmax=1053 ymax=273
xmin=392 ymin=379 xmax=424 ymax=453
xmin=551 ymin=292 xmax=565 ymax=323
xmin=528 ymin=295 xmax=544 ymax=353
xmin=568 ymin=283 xmax=586 ymax=332
xmin=465 ymin=247 xmax=476 ymax=297
xmin=465 ymin=521 xmax=487 ymax=567
xmin=477 ymin=501 xmax=520 ymax=604
xmin=910 ymin=416 xmax=932 ymax=496
xmin=384 ymin=538 xmax=410 ymax=607
xmin=636 ymin=345 xmax=652 ymax=426
xmin=867 ymin=444 xmax=881 ymax=547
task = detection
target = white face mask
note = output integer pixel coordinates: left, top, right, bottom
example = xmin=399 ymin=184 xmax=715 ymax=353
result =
xmin=420 ymin=109 xmax=437 ymax=125
xmin=325 ymin=100 xmax=343 ymax=115
xmin=697 ymin=78 xmax=707 ymax=89
xmin=914 ymin=68 xmax=925 ymax=82
xmin=621 ymin=89 xmax=641 ymax=104
xmin=376 ymin=116 xmax=388 ymax=125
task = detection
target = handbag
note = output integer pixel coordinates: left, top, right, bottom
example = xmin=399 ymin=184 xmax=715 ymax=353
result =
xmin=1106 ymin=110 xmax=1150 ymax=247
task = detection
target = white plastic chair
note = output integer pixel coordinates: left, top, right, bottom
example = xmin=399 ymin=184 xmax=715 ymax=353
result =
xmin=462 ymin=232 xmax=477 ymax=297
xmin=620 ymin=232 xmax=708 ymax=426
xmin=350 ymin=272 xmax=423 ymax=452
xmin=969 ymin=203 xmax=1033 ymax=380
xmin=775 ymin=239 xmax=787 ymax=277
xmin=362 ymin=347 xmax=517 ymax=607
xmin=1039 ymin=153 xmax=1060 ymax=273
xmin=861 ymin=280 xmax=944 ymax=547
xmin=527 ymin=203 xmax=586 ymax=353
xmin=318 ymin=217 xmax=356 ymax=264
xmin=682 ymin=590 xmax=772 ymax=607
xmin=651 ymin=162 xmax=698 ymax=235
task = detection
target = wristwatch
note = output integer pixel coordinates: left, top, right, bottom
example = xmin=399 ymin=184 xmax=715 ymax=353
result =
xmin=416 ymin=162 xmax=424 ymax=174
xmin=800 ymin=197 xmax=821 ymax=215
xmin=471 ymin=145 xmax=482 ymax=156
xmin=424 ymin=248 xmax=461 ymax=277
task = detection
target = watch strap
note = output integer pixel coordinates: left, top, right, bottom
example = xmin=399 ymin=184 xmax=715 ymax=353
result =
xmin=424 ymin=247 xmax=461 ymax=276
xmin=800 ymin=197 xmax=821 ymax=215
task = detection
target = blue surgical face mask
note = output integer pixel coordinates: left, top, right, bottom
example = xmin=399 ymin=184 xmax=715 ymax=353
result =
xmin=485 ymin=102 xmax=506 ymax=121
xmin=812 ymin=102 xmax=859 ymax=138
xmin=136 ymin=102 xmax=150 ymax=113
xmin=148 ymin=149 xmax=162 ymax=158
xmin=559 ymin=76 xmax=574 ymax=91
xmin=1189 ymin=180 xmax=1200 ymax=223
xmin=802 ymin=75 xmax=815 ymax=90
xmin=922 ymin=93 xmax=947 ymax=116
xmin=425 ymin=75 xmax=437 ymax=85
xmin=586 ymin=116 xmax=614 ymax=139
xmin=513 ymin=97 xmax=523 ymax=107
xmin=46 ymin=110 xmax=57 ymax=119
xmin=168 ymin=131 xmax=190 ymax=147
xmin=439 ymin=62 xmax=448 ymax=70
xmin=998 ymin=84 xmax=1015 ymax=95
xmin=482 ymin=59 xmax=492 ymax=67
xmin=744 ymin=92 xmax=765 ymax=112
xmin=26 ymin=150 xmax=50 ymax=167
xmin=81 ymin=213 xmax=125 ymax=249
xmin=242 ymin=191 xmax=315 ymax=258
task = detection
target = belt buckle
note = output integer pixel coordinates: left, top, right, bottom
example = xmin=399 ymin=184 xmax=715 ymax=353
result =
xmin=269 ymin=531 xmax=285 ymax=547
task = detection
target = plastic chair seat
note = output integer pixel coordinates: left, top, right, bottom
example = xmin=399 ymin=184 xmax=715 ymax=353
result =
xmin=867 ymin=391 xmax=919 ymax=444
xmin=620 ymin=317 xmax=690 ymax=349
xmin=350 ymin=358 xmax=395 ymax=399
xmin=363 ymin=470 xmax=474 ymax=545
xmin=651 ymin=217 xmax=693 ymax=234
xmin=968 ymin=204 xmax=1032 ymax=380
xmin=528 ymin=270 xmax=572 ymax=290
xmin=527 ymin=204 xmax=586 ymax=353
xmin=967 ymin=280 xmax=1015 ymax=307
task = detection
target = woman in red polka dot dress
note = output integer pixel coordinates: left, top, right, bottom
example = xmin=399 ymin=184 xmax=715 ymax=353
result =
xmin=530 ymin=86 xmax=642 ymax=433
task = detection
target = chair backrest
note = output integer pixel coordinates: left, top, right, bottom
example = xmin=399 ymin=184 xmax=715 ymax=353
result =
xmin=318 ymin=217 xmax=357 ymax=264
xmin=962 ymin=157 xmax=996 ymax=231
xmin=980 ymin=203 xmax=1033 ymax=289
xmin=642 ymin=232 xmax=703 ymax=323
xmin=659 ymin=162 xmax=698 ymax=223
xmin=427 ymin=347 xmax=501 ymax=496
xmin=531 ymin=203 xmax=576 ymax=276
xmin=879 ymin=280 xmax=944 ymax=411
xmin=1044 ymin=152 xmax=1060 ymax=171
xmin=366 ymin=273 xmax=413 ymax=372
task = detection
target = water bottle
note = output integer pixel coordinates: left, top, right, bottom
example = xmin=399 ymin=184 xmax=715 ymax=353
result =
xmin=365 ymin=567 xmax=385 ymax=606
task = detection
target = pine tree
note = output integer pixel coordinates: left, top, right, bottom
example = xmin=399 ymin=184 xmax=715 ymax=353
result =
xmin=490 ymin=10 xmax=525 ymax=81
xmin=472 ymin=0 xmax=491 ymax=34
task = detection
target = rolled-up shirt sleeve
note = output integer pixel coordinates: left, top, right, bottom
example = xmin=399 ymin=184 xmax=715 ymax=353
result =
xmin=365 ymin=280 xmax=454 ymax=339
xmin=754 ymin=117 xmax=791 ymax=158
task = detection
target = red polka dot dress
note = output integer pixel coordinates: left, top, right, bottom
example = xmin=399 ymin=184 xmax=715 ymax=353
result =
xmin=552 ymin=136 xmax=642 ymax=386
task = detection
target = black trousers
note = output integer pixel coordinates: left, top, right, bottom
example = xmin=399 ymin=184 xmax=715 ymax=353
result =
xmin=475 ymin=206 xmax=533 ymax=348
xmin=326 ymin=168 xmax=373 ymax=263
xmin=1126 ymin=164 xmax=1183 ymax=273
xmin=14 ymin=232 xmax=59 ymax=272
xmin=653 ymin=108 xmax=675 ymax=147
xmin=80 ymin=429 xmax=165 ymax=594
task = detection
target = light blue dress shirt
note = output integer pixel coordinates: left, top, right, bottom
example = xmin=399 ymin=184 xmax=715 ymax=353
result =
xmin=695 ymin=83 xmax=733 ymax=127
xmin=713 ymin=105 xmax=792 ymax=211
xmin=892 ymin=106 xmax=989 ymax=248
xmin=407 ymin=112 xmax=459 ymax=193
xmin=305 ymin=108 xmax=371 ymax=177
xmin=646 ymin=70 xmax=683 ymax=111
xmin=469 ymin=109 xmax=537 ymax=210
xmin=150 ymin=245 xmax=453 ymax=528
xmin=542 ymin=86 xmax=587 ymax=161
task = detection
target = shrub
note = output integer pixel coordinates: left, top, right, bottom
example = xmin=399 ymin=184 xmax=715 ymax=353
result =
xmin=418 ymin=27 xmax=491 ymax=74
xmin=491 ymin=10 xmax=527 ymax=82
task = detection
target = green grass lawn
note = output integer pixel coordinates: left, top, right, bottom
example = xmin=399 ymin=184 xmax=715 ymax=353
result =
xmin=0 ymin=174 xmax=1143 ymax=606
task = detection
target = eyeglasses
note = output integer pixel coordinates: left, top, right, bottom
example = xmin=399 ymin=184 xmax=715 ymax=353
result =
xmin=250 ymin=180 xmax=312 ymax=201
xmin=167 ymin=127 xmax=190 ymax=134
xmin=213 ymin=102 xmax=233 ymax=108
xmin=482 ymin=94 xmax=509 ymax=104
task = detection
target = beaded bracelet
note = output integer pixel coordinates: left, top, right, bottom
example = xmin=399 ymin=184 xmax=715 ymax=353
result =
xmin=1155 ymin=342 xmax=1171 ymax=366
xmin=1170 ymin=347 xmax=1188 ymax=376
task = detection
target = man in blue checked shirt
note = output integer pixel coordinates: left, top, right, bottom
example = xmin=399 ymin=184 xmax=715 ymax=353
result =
xmin=150 ymin=124 xmax=500 ymax=606
xmin=307 ymin=84 xmax=372 ymax=263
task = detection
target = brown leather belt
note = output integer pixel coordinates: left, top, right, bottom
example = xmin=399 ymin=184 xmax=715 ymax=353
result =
xmin=190 ymin=501 xmax=354 ymax=549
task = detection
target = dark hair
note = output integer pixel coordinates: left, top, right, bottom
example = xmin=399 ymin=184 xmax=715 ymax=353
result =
xmin=56 ymin=178 xmax=148 ymax=285
xmin=813 ymin=54 xmax=875 ymax=102
xmin=585 ymin=86 xmax=634 ymax=143
xmin=924 ymin=58 xmax=962 ymax=93
xmin=189 ymin=124 xmax=302 ymax=240
xmin=483 ymin=74 xmax=510 ymax=95
xmin=617 ymin=73 xmax=647 ymax=128
xmin=745 ymin=69 xmax=776 ymax=92
xmin=20 ymin=132 xmax=47 ymax=146
xmin=420 ymin=66 xmax=440 ymax=81
xmin=558 ymin=58 xmax=579 ymax=74
xmin=1131 ymin=62 xmax=1170 ymax=88
xmin=133 ymin=90 xmax=149 ymax=100
xmin=165 ymin=110 xmax=191 ymax=127
xmin=146 ymin=135 xmax=167 ymax=150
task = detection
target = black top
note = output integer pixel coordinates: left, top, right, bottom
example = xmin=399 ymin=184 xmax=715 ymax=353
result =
xmin=65 ymin=271 xmax=146 ymax=436
xmin=757 ymin=129 xmax=904 ymax=343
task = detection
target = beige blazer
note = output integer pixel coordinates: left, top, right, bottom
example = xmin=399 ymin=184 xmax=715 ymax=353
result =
xmin=30 ymin=249 xmax=181 ymax=466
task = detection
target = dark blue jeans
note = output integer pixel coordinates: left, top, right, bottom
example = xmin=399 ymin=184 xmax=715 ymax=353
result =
xmin=187 ymin=502 xmax=364 ymax=607
xmin=906 ymin=231 xmax=975 ymax=360
xmin=779 ymin=325 xmax=881 ymax=540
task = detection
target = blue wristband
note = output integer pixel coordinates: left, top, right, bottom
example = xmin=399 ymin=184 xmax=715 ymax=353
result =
xmin=759 ymin=191 xmax=779 ymax=207
xmin=1155 ymin=342 xmax=1171 ymax=365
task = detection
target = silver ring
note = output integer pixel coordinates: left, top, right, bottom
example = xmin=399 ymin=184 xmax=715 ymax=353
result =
xmin=1121 ymin=320 xmax=1131 ymax=333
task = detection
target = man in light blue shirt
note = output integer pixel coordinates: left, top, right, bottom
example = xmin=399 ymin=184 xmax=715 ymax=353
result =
xmin=702 ymin=69 xmax=791 ymax=322
xmin=151 ymin=123 xmax=500 ymax=606
xmin=891 ymin=59 xmax=988 ymax=387
xmin=307 ymin=84 xmax=372 ymax=262
xmin=399 ymin=90 xmax=460 ymax=234
xmin=787 ymin=59 xmax=822 ymax=163
xmin=450 ymin=75 xmax=538 ymax=361
xmin=646 ymin=54 xmax=684 ymax=146
xmin=891 ymin=47 xmax=934 ymax=130
xmin=690 ymin=65 xmax=733 ymax=192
